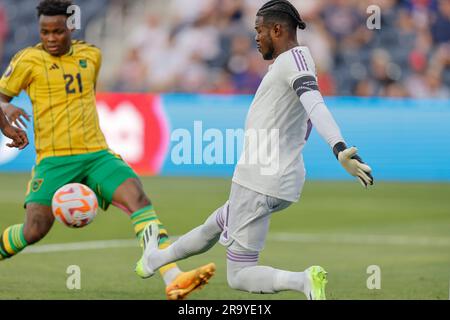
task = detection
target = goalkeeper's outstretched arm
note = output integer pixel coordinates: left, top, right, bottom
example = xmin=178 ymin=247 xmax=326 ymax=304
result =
xmin=293 ymin=76 xmax=374 ymax=187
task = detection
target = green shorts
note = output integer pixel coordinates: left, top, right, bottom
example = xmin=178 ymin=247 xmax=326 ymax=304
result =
xmin=25 ymin=149 xmax=139 ymax=210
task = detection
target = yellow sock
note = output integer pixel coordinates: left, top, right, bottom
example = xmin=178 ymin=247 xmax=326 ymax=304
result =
xmin=0 ymin=224 xmax=28 ymax=260
xmin=130 ymin=205 xmax=179 ymax=278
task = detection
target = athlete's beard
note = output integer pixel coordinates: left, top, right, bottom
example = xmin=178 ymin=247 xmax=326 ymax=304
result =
xmin=262 ymin=40 xmax=275 ymax=60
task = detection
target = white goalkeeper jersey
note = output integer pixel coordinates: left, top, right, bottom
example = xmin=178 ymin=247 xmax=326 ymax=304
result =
xmin=233 ymin=46 xmax=341 ymax=202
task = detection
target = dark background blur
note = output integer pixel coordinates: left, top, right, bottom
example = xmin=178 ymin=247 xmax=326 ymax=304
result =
xmin=1 ymin=0 xmax=449 ymax=97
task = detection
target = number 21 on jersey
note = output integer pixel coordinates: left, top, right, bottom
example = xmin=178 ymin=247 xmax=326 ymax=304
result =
xmin=64 ymin=73 xmax=83 ymax=94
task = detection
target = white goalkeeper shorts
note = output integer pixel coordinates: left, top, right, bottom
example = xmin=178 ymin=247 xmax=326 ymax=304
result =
xmin=216 ymin=182 xmax=292 ymax=252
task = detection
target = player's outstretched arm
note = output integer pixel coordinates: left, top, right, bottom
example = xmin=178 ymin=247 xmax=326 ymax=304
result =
xmin=293 ymin=76 xmax=374 ymax=188
xmin=0 ymin=94 xmax=29 ymax=150
xmin=333 ymin=142 xmax=373 ymax=188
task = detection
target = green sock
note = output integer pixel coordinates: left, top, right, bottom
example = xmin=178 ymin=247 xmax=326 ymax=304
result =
xmin=0 ymin=224 xmax=28 ymax=260
xmin=130 ymin=205 xmax=178 ymax=277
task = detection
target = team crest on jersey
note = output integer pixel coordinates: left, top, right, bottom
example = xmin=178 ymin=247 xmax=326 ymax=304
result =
xmin=79 ymin=59 xmax=87 ymax=68
xmin=31 ymin=179 xmax=44 ymax=192
xmin=3 ymin=65 xmax=13 ymax=78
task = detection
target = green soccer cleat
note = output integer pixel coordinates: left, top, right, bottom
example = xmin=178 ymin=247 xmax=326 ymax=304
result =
xmin=135 ymin=223 xmax=159 ymax=279
xmin=135 ymin=257 xmax=154 ymax=279
xmin=304 ymin=265 xmax=328 ymax=300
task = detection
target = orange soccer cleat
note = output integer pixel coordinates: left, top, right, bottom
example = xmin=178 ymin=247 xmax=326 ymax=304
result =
xmin=165 ymin=262 xmax=216 ymax=300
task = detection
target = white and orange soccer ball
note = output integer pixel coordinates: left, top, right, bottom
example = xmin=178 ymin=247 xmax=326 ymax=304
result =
xmin=52 ymin=183 xmax=98 ymax=228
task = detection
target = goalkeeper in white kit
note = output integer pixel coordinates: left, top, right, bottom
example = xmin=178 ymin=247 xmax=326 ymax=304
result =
xmin=136 ymin=0 xmax=374 ymax=300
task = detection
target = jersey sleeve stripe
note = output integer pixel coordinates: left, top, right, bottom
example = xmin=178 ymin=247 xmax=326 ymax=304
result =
xmin=291 ymin=49 xmax=303 ymax=71
xmin=296 ymin=50 xmax=309 ymax=71
xmin=298 ymin=50 xmax=309 ymax=71
xmin=296 ymin=50 xmax=307 ymax=71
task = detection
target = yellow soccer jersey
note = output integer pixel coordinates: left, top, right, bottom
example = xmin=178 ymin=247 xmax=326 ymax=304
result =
xmin=0 ymin=40 xmax=108 ymax=163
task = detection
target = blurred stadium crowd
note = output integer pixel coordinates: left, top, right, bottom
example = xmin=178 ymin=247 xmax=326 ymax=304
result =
xmin=1 ymin=0 xmax=449 ymax=97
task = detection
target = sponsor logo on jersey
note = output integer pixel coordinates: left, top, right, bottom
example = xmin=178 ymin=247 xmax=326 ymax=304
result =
xmin=79 ymin=60 xmax=87 ymax=68
xmin=49 ymin=63 xmax=60 ymax=71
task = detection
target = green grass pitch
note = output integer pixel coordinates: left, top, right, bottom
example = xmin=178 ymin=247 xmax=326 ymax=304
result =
xmin=0 ymin=173 xmax=449 ymax=300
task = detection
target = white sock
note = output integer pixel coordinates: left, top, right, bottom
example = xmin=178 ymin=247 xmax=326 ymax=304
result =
xmin=273 ymin=270 xmax=306 ymax=292
xmin=148 ymin=244 xmax=177 ymax=271
xmin=227 ymin=261 xmax=277 ymax=293
xmin=226 ymin=245 xmax=306 ymax=294
xmin=148 ymin=209 xmax=223 ymax=270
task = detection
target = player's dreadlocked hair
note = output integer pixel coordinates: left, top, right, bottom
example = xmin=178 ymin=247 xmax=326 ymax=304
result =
xmin=37 ymin=0 xmax=73 ymax=17
xmin=257 ymin=0 xmax=306 ymax=32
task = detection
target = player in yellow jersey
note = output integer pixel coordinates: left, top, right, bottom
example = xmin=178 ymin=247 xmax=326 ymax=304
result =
xmin=0 ymin=0 xmax=215 ymax=300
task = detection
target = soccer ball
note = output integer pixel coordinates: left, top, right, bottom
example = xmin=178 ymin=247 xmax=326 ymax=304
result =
xmin=52 ymin=183 xmax=98 ymax=228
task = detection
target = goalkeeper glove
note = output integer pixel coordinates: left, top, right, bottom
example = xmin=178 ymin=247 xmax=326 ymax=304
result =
xmin=333 ymin=142 xmax=374 ymax=188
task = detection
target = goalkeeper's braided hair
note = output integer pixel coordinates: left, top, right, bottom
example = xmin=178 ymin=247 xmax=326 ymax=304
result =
xmin=37 ymin=0 xmax=73 ymax=17
xmin=257 ymin=0 xmax=306 ymax=32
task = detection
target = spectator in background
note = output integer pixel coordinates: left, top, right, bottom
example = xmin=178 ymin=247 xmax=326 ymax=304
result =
xmin=423 ymin=67 xmax=450 ymax=98
xmin=382 ymin=81 xmax=409 ymax=98
xmin=176 ymin=53 xmax=210 ymax=93
xmin=407 ymin=66 xmax=450 ymax=98
xmin=146 ymin=31 xmax=186 ymax=92
xmin=321 ymin=0 xmax=363 ymax=42
xmin=113 ymin=48 xmax=149 ymax=92
xmin=0 ymin=2 xmax=8 ymax=64
xmin=431 ymin=0 xmax=450 ymax=44
xmin=394 ymin=8 xmax=418 ymax=66
xmin=207 ymin=70 xmax=237 ymax=94
xmin=370 ymin=49 xmax=396 ymax=95
xmin=127 ymin=14 xmax=169 ymax=66
xmin=432 ymin=43 xmax=450 ymax=84
xmin=170 ymin=0 xmax=216 ymax=25
xmin=354 ymin=79 xmax=376 ymax=97
xmin=174 ymin=10 xmax=221 ymax=66
xmin=405 ymin=47 xmax=430 ymax=98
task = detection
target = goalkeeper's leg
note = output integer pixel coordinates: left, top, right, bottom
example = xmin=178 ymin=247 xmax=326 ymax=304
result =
xmin=226 ymin=242 xmax=327 ymax=300
xmin=136 ymin=203 xmax=225 ymax=274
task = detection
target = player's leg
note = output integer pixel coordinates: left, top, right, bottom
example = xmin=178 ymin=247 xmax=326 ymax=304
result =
xmin=226 ymin=241 xmax=303 ymax=293
xmin=223 ymin=187 xmax=327 ymax=299
xmin=23 ymin=203 xmax=54 ymax=244
xmin=139 ymin=202 xmax=226 ymax=271
xmin=85 ymin=150 xmax=216 ymax=299
xmin=226 ymin=241 xmax=327 ymax=299
xmin=1 ymin=156 xmax=82 ymax=261
xmin=84 ymin=151 xmax=182 ymax=282
xmin=111 ymin=177 xmax=183 ymax=283
xmin=137 ymin=204 xmax=223 ymax=300
xmin=0 ymin=203 xmax=54 ymax=260
xmin=114 ymin=177 xmax=218 ymax=300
